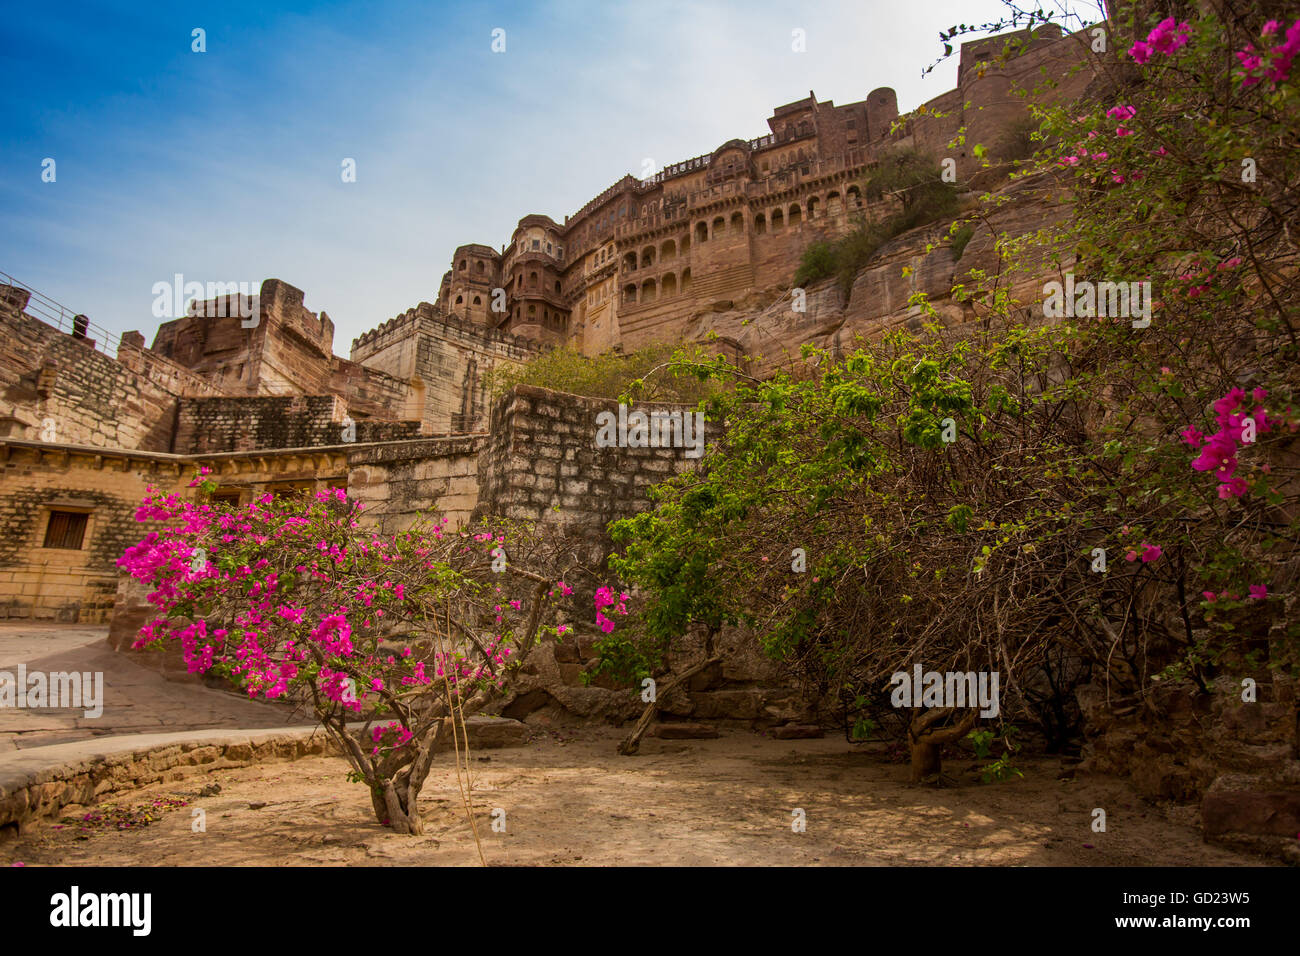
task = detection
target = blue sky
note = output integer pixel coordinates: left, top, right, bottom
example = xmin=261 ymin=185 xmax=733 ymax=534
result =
xmin=1 ymin=0 xmax=1102 ymax=355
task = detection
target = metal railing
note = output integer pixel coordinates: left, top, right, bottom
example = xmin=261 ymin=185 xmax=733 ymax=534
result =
xmin=0 ymin=270 xmax=122 ymax=358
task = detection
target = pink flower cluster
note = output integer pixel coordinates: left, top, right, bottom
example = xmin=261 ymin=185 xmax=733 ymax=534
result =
xmin=1182 ymin=387 xmax=1270 ymax=499
xmin=1234 ymin=20 xmax=1300 ymax=88
xmin=594 ymin=585 xmax=629 ymax=633
xmin=1124 ymin=543 xmax=1163 ymax=564
xmin=1176 ymin=257 xmax=1243 ymax=299
xmin=370 ymin=721 xmax=414 ymax=756
xmin=1202 ymin=585 xmax=1268 ymax=602
xmin=1129 ymin=17 xmax=1191 ymax=65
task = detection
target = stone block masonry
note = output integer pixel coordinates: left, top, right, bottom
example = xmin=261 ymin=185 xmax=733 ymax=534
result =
xmin=173 ymin=394 xmax=422 ymax=455
xmin=475 ymin=384 xmax=710 ymax=558
xmin=347 ymin=435 xmax=484 ymax=534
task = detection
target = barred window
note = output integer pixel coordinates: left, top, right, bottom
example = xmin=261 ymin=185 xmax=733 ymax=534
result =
xmin=43 ymin=511 xmax=88 ymax=549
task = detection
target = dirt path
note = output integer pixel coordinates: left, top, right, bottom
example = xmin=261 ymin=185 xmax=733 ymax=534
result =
xmin=1 ymin=726 xmax=1271 ymax=866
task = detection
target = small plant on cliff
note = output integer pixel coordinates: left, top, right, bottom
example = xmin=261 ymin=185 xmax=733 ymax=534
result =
xmin=119 ymin=473 xmax=575 ymax=837
xmin=793 ymin=241 xmax=838 ymax=287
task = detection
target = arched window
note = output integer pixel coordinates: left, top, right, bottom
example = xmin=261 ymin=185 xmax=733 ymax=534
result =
xmin=475 ymin=261 xmax=485 ymax=274
xmin=695 ymin=221 xmax=708 ymax=243
xmin=712 ymin=216 xmax=725 ymax=237
xmin=623 ymin=251 xmax=637 ymax=272
xmin=623 ymin=283 xmax=637 ymax=304
xmin=788 ymin=204 xmax=802 ymax=227
xmin=555 ymin=280 xmax=562 ymax=293
xmin=847 ymin=185 xmax=862 ymax=209
xmin=458 ymin=260 xmax=467 ymax=271
xmin=529 ymin=271 xmax=538 ymax=287
xmin=661 ymin=273 xmax=677 ymax=297
xmin=641 ymin=278 xmax=657 ymax=303
xmin=455 ymin=295 xmax=464 ymax=304
xmin=661 ymin=238 xmax=676 ymax=260
xmin=473 ymin=296 xmax=482 ymax=305
xmin=827 ymin=191 xmax=843 ymax=216
xmin=641 ymin=246 xmax=655 ymax=269
xmin=807 ymin=196 xmax=820 ymax=218
xmin=731 ymin=211 xmax=744 ymax=231
xmin=771 ymin=208 xmax=784 ymax=230
xmin=681 ymin=268 xmax=692 ymax=293
xmin=755 ymin=212 xmax=767 ymax=234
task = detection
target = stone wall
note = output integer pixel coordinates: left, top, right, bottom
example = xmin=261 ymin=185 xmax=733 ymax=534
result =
xmin=0 ymin=289 xmax=193 ymax=453
xmin=173 ymin=394 xmax=422 ymax=455
xmin=148 ymin=279 xmax=339 ymax=398
xmin=0 ymin=441 xmax=191 ymax=623
xmin=350 ymin=306 xmax=541 ymax=434
xmin=347 ymin=436 xmax=483 ymax=534
xmin=474 ymin=384 xmax=708 ymax=555
xmin=1077 ymin=674 xmax=1300 ymax=862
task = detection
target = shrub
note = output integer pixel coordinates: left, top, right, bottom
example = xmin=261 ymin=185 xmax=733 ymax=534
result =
xmin=485 ymin=342 xmax=724 ymax=405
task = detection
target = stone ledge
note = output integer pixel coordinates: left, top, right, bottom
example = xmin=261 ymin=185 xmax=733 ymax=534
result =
xmin=0 ymin=717 xmax=530 ymax=836
xmin=0 ymin=725 xmax=328 ymax=836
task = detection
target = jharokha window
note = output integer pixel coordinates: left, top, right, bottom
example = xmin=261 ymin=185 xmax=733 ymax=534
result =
xmin=43 ymin=511 xmax=89 ymax=549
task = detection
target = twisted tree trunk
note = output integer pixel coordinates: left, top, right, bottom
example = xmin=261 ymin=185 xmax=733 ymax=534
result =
xmin=907 ymin=707 xmax=977 ymax=784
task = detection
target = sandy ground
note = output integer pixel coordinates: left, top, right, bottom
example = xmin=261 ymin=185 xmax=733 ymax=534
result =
xmin=1 ymin=726 xmax=1273 ymax=867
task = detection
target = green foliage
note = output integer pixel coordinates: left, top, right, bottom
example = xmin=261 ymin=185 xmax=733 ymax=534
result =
xmin=600 ymin=3 xmax=1300 ymax=772
xmin=793 ymin=241 xmax=837 ymax=287
xmin=850 ymin=716 xmax=877 ymax=741
xmin=949 ymin=223 xmax=975 ymax=261
xmin=484 ymin=342 xmax=723 ymax=404
xmin=966 ymin=729 xmax=995 ymax=759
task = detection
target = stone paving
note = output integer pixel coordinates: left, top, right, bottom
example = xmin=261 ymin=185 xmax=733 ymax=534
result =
xmin=0 ymin=624 xmax=303 ymax=751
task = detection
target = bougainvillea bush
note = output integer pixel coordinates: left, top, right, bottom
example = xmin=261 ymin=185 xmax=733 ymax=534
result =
xmin=120 ymin=479 xmax=575 ymax=833
xmin=602 ymin=0 xmax=1300 ymax=782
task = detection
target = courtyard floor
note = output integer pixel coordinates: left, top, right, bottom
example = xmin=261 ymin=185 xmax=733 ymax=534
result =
xmin=0 ymin=725 xmax=1272 ymax=867
xmin=0 ymin=624 xmax=301 ymax=751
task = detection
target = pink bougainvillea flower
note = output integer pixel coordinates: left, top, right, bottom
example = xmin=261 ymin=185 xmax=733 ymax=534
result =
xmin=1249 ymin=584 xmax=1268 ymax=600
xmin=1218 ymin=476 xmax=1250 ymax=498
xmin=1140 ymin=544 xmax=1162 ymax=563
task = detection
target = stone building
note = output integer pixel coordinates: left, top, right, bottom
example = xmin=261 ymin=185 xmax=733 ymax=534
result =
xmin=0 ymin=24 xmax=1096 ymax=626
xmin=427 ymin=24 xmax=1093 ymax=354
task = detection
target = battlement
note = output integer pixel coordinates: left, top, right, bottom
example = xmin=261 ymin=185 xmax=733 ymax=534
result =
xmin=350 ymin=301 xmax=542 ymax=355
